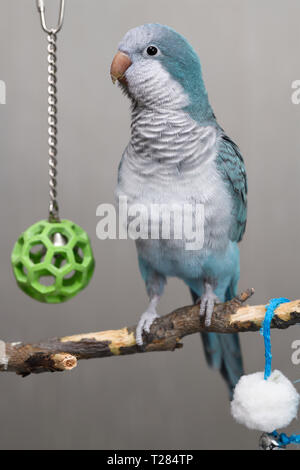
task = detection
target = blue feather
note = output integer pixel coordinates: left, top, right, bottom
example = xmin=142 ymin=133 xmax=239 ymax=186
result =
xmin=191 ymin=282 xmax=244 ymax=399
xmin=153 ymin=26 xmax=215 ymax=124
xmin=216 ymin=134 xmax=248 ymax=242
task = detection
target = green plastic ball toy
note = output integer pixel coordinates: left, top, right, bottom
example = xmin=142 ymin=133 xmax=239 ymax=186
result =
xmin=11 ymin=220 xmax=95 ymax=303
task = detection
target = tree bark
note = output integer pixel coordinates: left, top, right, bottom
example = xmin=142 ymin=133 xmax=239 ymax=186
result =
xmin=1 ymin=289 xmax=299 ymax=376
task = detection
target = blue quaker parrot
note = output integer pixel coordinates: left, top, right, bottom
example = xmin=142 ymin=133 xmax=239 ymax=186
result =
xmin=110 ymin=24 xmax=247 ymax=395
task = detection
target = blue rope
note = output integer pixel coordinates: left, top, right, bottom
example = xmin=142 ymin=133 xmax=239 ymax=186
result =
xmin=260 ymin=297 xmax=290 ymax=380
xmin=262 ymin=297 xmax=300 ymax=448
xmin=272 ymin=431 xmax=300 ymax=447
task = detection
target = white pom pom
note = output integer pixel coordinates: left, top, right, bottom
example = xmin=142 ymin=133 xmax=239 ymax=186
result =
xmin=231 ymin=370 xmax=299 ymax=432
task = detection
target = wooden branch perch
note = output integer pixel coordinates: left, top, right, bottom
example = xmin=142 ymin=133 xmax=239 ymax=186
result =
xmin=1 ymin=289 xmax=300 ymax=377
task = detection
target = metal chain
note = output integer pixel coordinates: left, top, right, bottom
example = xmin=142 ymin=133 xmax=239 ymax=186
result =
xmin=36 ymin=1 xmax=66 ymax=222
xmin=47 ymin=32 xmax=59 ymax=221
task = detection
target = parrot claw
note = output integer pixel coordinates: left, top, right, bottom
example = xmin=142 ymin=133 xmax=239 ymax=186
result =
xmin=198 ymin=284 xmax=220 ymax=327
xmin=136 ymin=298 xmax=160 ymax=346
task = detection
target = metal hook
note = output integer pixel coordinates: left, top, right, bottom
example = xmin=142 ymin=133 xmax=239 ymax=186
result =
xmin=36 ymin=0 xmax=65 ymax=35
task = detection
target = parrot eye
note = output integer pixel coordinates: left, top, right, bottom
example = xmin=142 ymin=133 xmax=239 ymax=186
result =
xmin=146 ymin=46 xmax=158 ymax=56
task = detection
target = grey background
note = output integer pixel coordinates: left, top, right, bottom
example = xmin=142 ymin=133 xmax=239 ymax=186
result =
xmin=0 ymin=0 xmax=299 ymax=450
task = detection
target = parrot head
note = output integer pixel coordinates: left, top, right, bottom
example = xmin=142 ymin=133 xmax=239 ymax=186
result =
xmin=110 ymin=24 xmax=215 ymax=123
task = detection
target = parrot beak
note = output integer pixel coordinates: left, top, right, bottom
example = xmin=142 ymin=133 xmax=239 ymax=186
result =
xmin=110 ymin=51 xmax=132 ymax=84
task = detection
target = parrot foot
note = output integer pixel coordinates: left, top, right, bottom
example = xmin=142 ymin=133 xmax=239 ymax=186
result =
xmin=198 ymin=283 xmax=220 ymax=327
xmin=136 ymin=296 xmax=160 ymax=346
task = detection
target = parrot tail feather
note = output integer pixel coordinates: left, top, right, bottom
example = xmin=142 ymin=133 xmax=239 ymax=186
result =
xmin=190 ymin=288 xmax=244 ymax=399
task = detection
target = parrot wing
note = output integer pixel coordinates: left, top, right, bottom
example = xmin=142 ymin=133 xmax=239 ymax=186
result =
xmin=195 ymin=133 xmax=247 ymax=397
xmin=216 ymin=134 xmax=248 ymax=243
